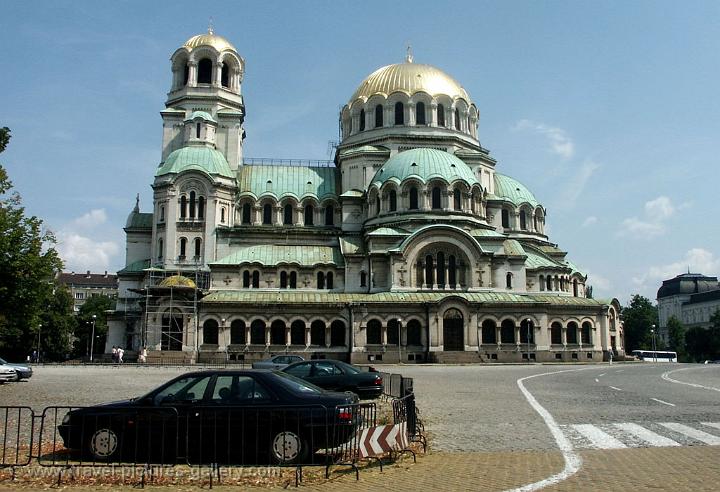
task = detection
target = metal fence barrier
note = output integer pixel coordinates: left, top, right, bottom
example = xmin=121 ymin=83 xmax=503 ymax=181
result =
xmin=0 ymin=407 xmax=33 ymax=467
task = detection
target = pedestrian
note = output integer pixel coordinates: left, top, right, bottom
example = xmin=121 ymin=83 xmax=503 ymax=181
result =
xmin=138 ymin=346 xmax=147 ymax=364
xmin=111 ymin=346 xmax=118 ymax=363
xmin=117 ymin=347 xmax=124 ymax=364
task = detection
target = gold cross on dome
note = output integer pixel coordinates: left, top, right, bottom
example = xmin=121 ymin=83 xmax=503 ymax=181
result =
xmin=406 ymin=44 xmax=413 ymax=63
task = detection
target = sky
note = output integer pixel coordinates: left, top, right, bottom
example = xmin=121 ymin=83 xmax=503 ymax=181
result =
xmin=1 ymin=0 xmax=719 ymax=305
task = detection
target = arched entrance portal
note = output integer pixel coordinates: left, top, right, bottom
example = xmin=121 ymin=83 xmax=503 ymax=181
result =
xmin=443 ymin=308 xmax=464 ymax=351
xmin=161 ymin=308 xmax=184 ymax=351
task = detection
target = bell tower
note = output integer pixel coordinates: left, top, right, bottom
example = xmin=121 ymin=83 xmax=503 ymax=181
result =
xmin=160 ymin=28 xmax=246 ymax=171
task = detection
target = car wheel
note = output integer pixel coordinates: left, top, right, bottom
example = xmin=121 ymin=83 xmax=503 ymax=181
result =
xmin=87 ymin=427 xmax=121 ymax=461
xmin=269 ymin=430 xmax=309 ymax=465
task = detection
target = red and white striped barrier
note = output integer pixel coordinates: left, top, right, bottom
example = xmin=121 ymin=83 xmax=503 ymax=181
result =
xmin=357 ymin=422 xmax=408 ymax=458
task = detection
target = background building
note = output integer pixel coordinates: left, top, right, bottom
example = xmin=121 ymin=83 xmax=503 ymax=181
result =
xmin=106 ymin=30 xmax=624 ymax=363
xmin=657 ymin=273 xmax=720 ymax=344
xmin=57 ymin=271 xmax=119 ymax=313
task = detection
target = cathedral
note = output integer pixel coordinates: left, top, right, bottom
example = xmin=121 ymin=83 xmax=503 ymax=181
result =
xmin=106 ymin=30 xmax=625 ymax=364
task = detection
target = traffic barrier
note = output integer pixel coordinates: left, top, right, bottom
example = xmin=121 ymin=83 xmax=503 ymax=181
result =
xmin=0 ymin=407 xmax=33 ymax=468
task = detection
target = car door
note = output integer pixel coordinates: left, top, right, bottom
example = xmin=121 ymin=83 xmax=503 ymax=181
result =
xmin=306 ymin=361 xmax=344 ymax=391
xmin=271 ymin=356 xmax=288 ymax=369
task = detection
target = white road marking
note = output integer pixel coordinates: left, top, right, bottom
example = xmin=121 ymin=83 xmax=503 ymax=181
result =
xmin=662 ymin=368 xmax=720 ymax=393
xmin=659 ymin=423 xmax=720 ymax=445
xmin=610 ymin=386 xmax=622 ymax=391
xmin=650 ymin=398 xmax=675 ymax=406
xmin=598 ymin=373 xmax=606 ymax=377
xmin=613 ymin=423 xmax=680 ymax=447
xmin=572 ymin=424 xmax=627 ymax=449
xmin=510 ymin=368 xmax=591 ymax=491
xmin=701 ymin=422 xmax=720 ymax=432
xmin=615 ymin=370 xmax=624 ymax=373
xmin=595 ymin=378 xmax=599 ymax=383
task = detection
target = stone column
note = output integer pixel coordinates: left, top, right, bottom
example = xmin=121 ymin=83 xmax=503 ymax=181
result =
xmin=444 ymin=265 xmax=450 ymax=289
xmin=245 ymin=325 xmax=250 ymax=346
xmin=214 ymin=62 xmax=223 ymax=87
xmin=296 ymin=206 xmax=304 ymax=226
xmin=305 ymin=327 xmax=311 ymax=347
xmin=562 ymin=327 xmax=567 ymax=346
xmin=430 ymin=102 xmax=438 ymax=127
xmin=325 ymin=326 xmax=331 ymax=348
xmin=408 ymin=102 xmax=416 ymax=126
xmin=496 ymin=326 xmax=501 ymax=347
xmin=188 ymin=62 xmax=198 ymax=87
xmin=382 ymin=325 xmax=388 ymax=345
xmin=286 ymin=327 xmax=291 ymax=346
xmin=265 ymin=327 xmax=270 ymax=346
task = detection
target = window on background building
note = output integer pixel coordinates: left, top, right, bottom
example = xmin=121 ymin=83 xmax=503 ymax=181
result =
xmin=389 ymin=190 xmax=397 ymax=211
xmin=326 ymin=272 xmax=334 ymax=289
xmin=520 ymin=210 xmax=527 ymax=230
xmin=179 ymin=237 xmax=187 ymax=258
xmin=243 ymin=271 xmax=250 ymax=288
xmin=304 ymin=204 xmax=314 ymax=225
xmin=375 ymin=104 xmax=383 ymax=127
xmin=221 ymin=64 xmax=229 ymax=87
xmin=409 ymin=187 xmax=419 ymax=209
xmin=203 ymin=319 xmax=219 ymax=345
xmin=158 ymin=238 xmax=163 ymax=260
xmin=160 ymin=206 xmax=165 ymax=222
xmin=194 ymin=238 xmax=201 ymax=258
xmin=198 ymin=197 xmax=205 ymax=219
xmin=360 ymin=271 xmax=367 ymax=287
xmin=506 ymin=272 xmax=513 ymax=289
xmin=359 ymin=109 xmax=366 ymax=131
xmin=280 ymin=271 xmax=288 ymax=288
xmin=284 ymin=204 xmax=293 ymax=225
xmin=263 ymin=204 xmax=272 ymax=224
xmin=453 ymin=189 xmax=461 ymax=210
xmin=251 ymin=270 xmax=260 ymax=288
xmin=455 ymin=108 xmax=461 ymax=130
xmin=317 ymin=272 xmax=325 ymax=289
xmin=502 ymin=209 xmax=510 ymax=228
xmin=189 ymin=191 xmax=196 ymax=219
xmin=366 ymin=319 xmax=382 ymax=344
xmin=196 ymin=122 xmax=201 ymax=139
xmin=197 ymin=58 xmax=212 ymax=84
xmin=432 ymin=186 xmax=441 ymax=209
xmin=220 ymin=207 xmax=226 ymax=223
xmin=416 ymin=102 xmax=426 ymax=124
xmin=242 ymin=203 xmax=251 ymax=224
xmin=180 ymin=196 xmax=187 ymax=219
xmin=325 ymin=205 xmax=334 ymax=225
xmin=289 ymin=271 xmax=297 ymax=289
xmin=395 ymin=102 xmax=404 ymax=125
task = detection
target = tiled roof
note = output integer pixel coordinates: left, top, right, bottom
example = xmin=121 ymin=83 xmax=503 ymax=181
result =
xmin=211 ymin=245 xmax=344 ymax=267
xmin=493 ymin=173 xmax=540 ymax=208
xmin=125 ymin=212 xmax=153 ymax=229
xmin=237 ymin=165 xmax=337 ymax=201
xmin=58 ymin=271 xmax=118 ymax=288
xmin=370 ymin=148 xmax=479 ymax=188
xmin=117 ymin=259 xmax=150 ymax=275
xmin=202 ymin=290 xmax=607 ymax=307
xmin=156 ymin=146 xmax=234 ymax=178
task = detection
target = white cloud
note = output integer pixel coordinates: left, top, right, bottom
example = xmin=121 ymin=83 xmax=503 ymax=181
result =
xmin=514 ymin=119 xmax=575 ymax=159
xmin=55 ymin=209 xmax=120 ymax=272
xmin=586 ymin=270 xmax=611 ymax=291
xmin=558 ymin=159 xmax=600 ymax=207
xmin=632 ymin=248 xmax=720 ymax=290
xmin=617 ymin=196 xmax=687 ymax=239
xmin=582 ymin=216 xmax=598 ymax=227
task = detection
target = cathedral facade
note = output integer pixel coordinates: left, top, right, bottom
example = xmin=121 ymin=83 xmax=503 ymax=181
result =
xmin=107 ymin=31 xmax=625 ymax=364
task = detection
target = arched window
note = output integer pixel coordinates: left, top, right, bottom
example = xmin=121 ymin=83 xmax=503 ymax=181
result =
xmin=183 ymin=65 xmax=189 ymax=85
xmin=180 ymin=196 xmax=187 ymax=219
xmin=310 ymin=321 xmax=325 ymax=346
xmin=546 ymin=275 xmax=552 ymax=291
xmin=263 ymin=203 xmax=272 ymax=224
xmin=198 ymin=197 xmax=205 ymax=219
xmin=280 ymin=271 xmax=288 ymax=288
xmin=409 ymin=186 xmax=419 ymax=210
xmin=220 ymin=207 xmax=225 ymax=223
xmin=366 ymin=319 xmax=382 ymax=345
xmin=250 ymin=320 xmax=265 ymax=345
xmin=407 ymin=319 xmax=422 ymax=346
xmin=437 ymin=252 xmax=446 ymax=286
xmin=242 ymin=203 xmax=251 ymax=224
xmin=179 ymin=237 xmax=187 ymax=258
xmin=394 ymin=102 xmax=404 ymax=125
xmin=230 ymin=320 xmax=245 ymax=345
xmin=317 ymin=271 xmax=325 ymax=289
xmin=197 ymin=58 xmax=212 ymax=84
xmin=567 ymin=322 xmax=578 ymax=344
xmin=581 ymin=322 xmax=592 ymax=344
xmin=387 ymin=319 xmax=399 ymax=345
xmin=242 ymin=270 xmax=250 ymax=288
xmin=330 ymin=320 xmax=345 ymax=346
xmin=189 ymin=191 xmax=196 ymax=219
xmin=283 ymin=204 xmax=293 ymax=225
xmin=453 ymin=189 xmax=461 ymax=210
xmin=194 ymin=238 xmax=201 ymax=258
xmin=359 ymin=109 xmax=366 ymax=131
xmin=375 ymin=196 xmax=380 ymax=215
xmin=158 ymin=238 xmax=163 ymax=260
xmin=326 ymin=272 xmax=334 ymax=289
xmin=289 ymin=271 xmax=297 ymax=289
xmin=325 ymin=205 xmax=334 ymax=225
xmin=375 ymin=104 xmax=383 ymax=127
xmin=448 ymin=255 xmax=457 ymax=286
xmin=551 ymin=322 xmax=563 ymax=344
xmin=251 ymin=270 xmax=260 ymax=288
xmin=432 ymin=186 xmax=442 ymax=209
xmin=500 ymin=320 xmax=515 ymax=344
xmin=539 ymin=275 xmax=545 ymax=291
xmin=360 ymin=271 xmax=367 ymax=287
xmin=221 ymin=64 xmax=229 ymax=87
xmin=482 ymin=320 xmax=497 ymax=344
xmin=520 ymin=319 xmax=534 ymax=344
xmin=290 ymin=320 xmax=305 ymax=345
xmin=437 ymin=104 xmax=445 ymax=127
xmin=304 ymin=204 xmax=314 ymax=225
xmin=506 ymin=272 xmax=513 ymax=289
xmin=502 ymin=209 xmax=510 ymax=228
xmin=270 ymin=321 xmax=286 ymax=345
xmin=573 ymin=279 xmax=579 ymax=297
xmin=160 ymin=206 xmax=165 ymax=222
xmin=203 ymin=319 xmax=219 ymax=345
xmin=416 ymin=102 xmax=426 ymax=125
xmin=520 ymin=210 xmax=527 ymax=230
xmin=455 ymin=108 xmax=461 ymax=130
xmin=425 ymin=255 xmax=434 ymax=286
xmin=389 ymin=190 xmax=397 ymax=211
xmin=196 ymin=122 xmax=201 ymax=139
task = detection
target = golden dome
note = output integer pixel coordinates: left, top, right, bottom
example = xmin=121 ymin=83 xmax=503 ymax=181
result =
xmin=183 ymin=32 xmax=236 ymax=53
xmin=159 ymin=275 xmax=197 ymax=288
xmin=350 ymin=62 xmax=471 ymax=104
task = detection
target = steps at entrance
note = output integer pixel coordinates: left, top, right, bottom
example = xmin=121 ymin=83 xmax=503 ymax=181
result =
xmin=431 ymin=351 xmax=485 ymax=364
xmin=146 ymin=350 xmax=195 ymax=365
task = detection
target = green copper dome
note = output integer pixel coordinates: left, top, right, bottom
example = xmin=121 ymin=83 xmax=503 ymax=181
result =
xmin=370 ymin=148 xmax=478 ymax=188
xmin=493 ymin=173 xmax=540 ymax=208
xmin=156 ymin=146 xmax=234 ymax=179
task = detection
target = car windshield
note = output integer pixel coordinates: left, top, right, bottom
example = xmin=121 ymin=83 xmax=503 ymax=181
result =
xmin=272 ymin=371 xmax=324 ymax=394
xmin=335 ymin=361 xmax=361 ymax=374
xmin=0 ymin=357 xmax=6 ymax=364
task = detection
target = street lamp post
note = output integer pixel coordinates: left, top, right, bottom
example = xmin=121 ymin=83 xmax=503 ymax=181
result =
xmin=36 ymin=324 xmax=42 ymax=363
xmin=526 ymin=318 xmax=532 ymax=363
xmin=89 ymin=315 xmax=97 ymax=362
xmin=651 ymin=324 xmax=656 ymax=362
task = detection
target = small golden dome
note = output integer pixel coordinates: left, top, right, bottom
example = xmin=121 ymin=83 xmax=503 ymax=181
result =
xmin=350 ymin=62 xmax=471 ymax=104
xmin=159 ymin=275 xmax=197 ymax=288
xmin=183 ymin=32 xmax=236 ymax=53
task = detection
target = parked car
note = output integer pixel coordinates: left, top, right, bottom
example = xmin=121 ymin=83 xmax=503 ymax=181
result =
xmin=0 ymin=364 xmax=16 ymax=384
xmin=57 ymin=369 xmax=359 ymax=465
xmin=251 ymin=354 xmax=304 ymax=370
xmin=0 ymin=357 xmax=33 ymax=381
xmin=281 ymin=360 xmax=383 ymax=399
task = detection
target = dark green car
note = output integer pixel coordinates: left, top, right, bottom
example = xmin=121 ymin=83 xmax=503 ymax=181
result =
xmin=282 ymin=360 xmax=383 ymax=399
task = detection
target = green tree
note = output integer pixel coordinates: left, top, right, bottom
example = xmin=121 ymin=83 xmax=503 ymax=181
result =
xmin=666 ymin=315 xmax=687 ymax=362
xmin=685 ymin=326 xmax=711 ymax=362
xmin=0 ymin=127 xmax=64 ymax=359
xmin=38 ymin=282 xmax=77 ymax=361
xmin=621 ymin=294 xmax=659 ymax=352
xmin=74 ymin=295 xmax=114 ymax=359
